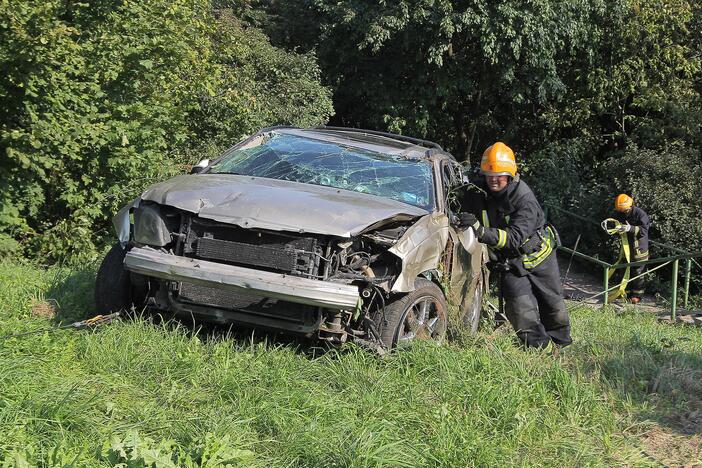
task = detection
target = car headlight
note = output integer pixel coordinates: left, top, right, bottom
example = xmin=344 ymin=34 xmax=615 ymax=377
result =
xmin=133 ymin=203 xmax=172 ymax=247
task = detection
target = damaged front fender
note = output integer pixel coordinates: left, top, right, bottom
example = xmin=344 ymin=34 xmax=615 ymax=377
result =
xmin=388 ymin=212 xmax=449 ymax=292
xmin=113 ymin=197 xmax=140 ymax=247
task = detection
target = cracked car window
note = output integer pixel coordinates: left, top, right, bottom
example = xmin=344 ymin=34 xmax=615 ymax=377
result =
xmin=209 ymin=133 xmax=435 ymax=210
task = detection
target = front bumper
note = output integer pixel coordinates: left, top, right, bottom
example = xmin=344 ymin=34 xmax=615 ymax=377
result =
xmin=124 ymin=247 xmax=360 ymax=310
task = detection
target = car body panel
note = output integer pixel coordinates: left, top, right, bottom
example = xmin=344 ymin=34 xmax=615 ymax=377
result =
xmin=137 ymin=174 xmax=427 ymax=238
xmin=447 ymin=227 xmax=487 ymax=316
xmin=388 ymin=212 xmax=450 ymax=292
xmin=124 ymin=247 xmax=360 ymax=310
xmin=114 ymin=197 xmax=139 ymax=246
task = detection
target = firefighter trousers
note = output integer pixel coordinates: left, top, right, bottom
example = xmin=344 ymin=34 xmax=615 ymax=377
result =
xmin=501 ymin=252 xmax=572 ymax=348
xmin=628 ymin=250 xmax=649 ymax=296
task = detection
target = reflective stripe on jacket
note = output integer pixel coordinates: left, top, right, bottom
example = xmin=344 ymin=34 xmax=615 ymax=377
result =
xmin=462 ymin=175 xmax=552 ymax=272
xmin=614 ymin=206 xmax=651 ymax=252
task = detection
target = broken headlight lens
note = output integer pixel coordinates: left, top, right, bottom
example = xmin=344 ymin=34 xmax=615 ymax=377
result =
xmin=133 ymin=203 xmax=172 ymax=247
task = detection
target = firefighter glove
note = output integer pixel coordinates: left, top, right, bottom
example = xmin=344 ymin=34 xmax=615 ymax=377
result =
xmin=618 ymin=222 xmax=632 ymax=233
xmin=457 ymin=213 xmax=480 ymax=230
xmin=457 ymin=213 xmax=485 ymax=238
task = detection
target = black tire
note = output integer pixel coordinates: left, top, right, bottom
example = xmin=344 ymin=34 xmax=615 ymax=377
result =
xmin=94 ymin=243 xmax=133 ymax=317
xmin=374 ymin=278 xmax=448 ymax=349
xmin=461 ymin=274 xmax=484 ymax=334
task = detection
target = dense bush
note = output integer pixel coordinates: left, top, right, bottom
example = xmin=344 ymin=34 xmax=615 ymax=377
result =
xmin=601 ymin=142 xmax=702 ymax=253
xmin=0 ymin=0 xmax=332 ymax=262
xmin=257 ymin=0 xmax=702 ymax=256
xmin=2 ymin=0 xmax=701 ymax=264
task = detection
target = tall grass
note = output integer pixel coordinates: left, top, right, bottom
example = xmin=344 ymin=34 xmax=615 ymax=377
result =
xmin=0 ymin=261 xmax=700 ymax=466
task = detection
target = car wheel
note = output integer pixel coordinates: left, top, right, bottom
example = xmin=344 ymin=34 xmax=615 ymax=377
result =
xmin=461 ymin=274 xmax=484 ymax=334
xmin=94 ymin=243 xmax=135 ymax=317
xmin=374 ymin=278 xmax=448 ymax=349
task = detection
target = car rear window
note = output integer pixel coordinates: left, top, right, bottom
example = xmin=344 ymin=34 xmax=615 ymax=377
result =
xmin=209 ymin=133 xmax=435 ymax=211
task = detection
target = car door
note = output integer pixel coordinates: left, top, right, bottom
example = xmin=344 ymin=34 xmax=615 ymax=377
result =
xmin=439 ymin=160 xmax=486 ymax=316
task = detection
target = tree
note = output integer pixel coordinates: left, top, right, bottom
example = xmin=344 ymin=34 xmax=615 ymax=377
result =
xmin=261 ymin=0 xmax=603 ymax=162
xmin=189 ymin=9 xmax=333 ymax=151
xmin=0 ymin=0 xmax=332 ymax=261
xmin=260 ymin=0 xmax=702 ymax=253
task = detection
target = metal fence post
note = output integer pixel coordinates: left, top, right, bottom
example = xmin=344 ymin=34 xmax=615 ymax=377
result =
xmin=671 ymin=259 xmax=679 ymax=321
xmin=684 ymin=258 xmax=692 ymax=310
xmin=603 ymin=267 xmax=609 ymax=306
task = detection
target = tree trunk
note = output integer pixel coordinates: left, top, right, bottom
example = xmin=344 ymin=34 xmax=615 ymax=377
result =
xmin=454 ymin=110 xmax=469 ymax=162
xmin=454 ymin=90 xmax=482 ymax=163
xmin=466 ymin=89 xmax=482 ymax=164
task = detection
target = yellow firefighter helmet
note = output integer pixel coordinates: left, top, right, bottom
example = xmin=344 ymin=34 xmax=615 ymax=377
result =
xmin=480 ymin=142 xmax=517 ymax=177
xmin=615 ymin=193 xmax=634 ymax=212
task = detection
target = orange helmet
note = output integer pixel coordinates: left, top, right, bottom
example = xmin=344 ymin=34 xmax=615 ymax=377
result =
xmin=480 ymin=142 xmax=517 ymax=177
xmin=615 ymin=194 xmax=633 ymax=212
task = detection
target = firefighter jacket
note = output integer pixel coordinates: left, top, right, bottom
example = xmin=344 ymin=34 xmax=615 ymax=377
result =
xmin=460 ymin=174 xmax=556 ymax=275
xmin=614 ymin=206 xmax=651 ymax=254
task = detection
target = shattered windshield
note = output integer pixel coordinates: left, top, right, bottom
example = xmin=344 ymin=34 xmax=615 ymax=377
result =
xmin=209 ymin=133 xmax=435 ymax=210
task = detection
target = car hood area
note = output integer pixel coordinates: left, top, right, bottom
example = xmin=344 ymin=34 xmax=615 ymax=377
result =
xmin=135 ymin=174 xmax=428 ymax=237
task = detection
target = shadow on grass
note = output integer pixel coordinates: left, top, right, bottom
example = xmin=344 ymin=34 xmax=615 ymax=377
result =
xmin=46 ymin=266 xmax=97 ymax=324
xmin=139 ymin=310 xmax=340 ymax=359
xmin=596 ymin=334 xmax=702 ymax=435
xmin=42 ymin=265 xmax=350 ymax=360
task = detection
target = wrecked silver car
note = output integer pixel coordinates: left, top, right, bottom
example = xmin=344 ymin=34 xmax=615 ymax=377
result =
xmin=95 ymin=127 xmax=487 ymax=349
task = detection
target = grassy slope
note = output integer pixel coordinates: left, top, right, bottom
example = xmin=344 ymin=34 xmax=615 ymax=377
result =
xmin=0 ymin=261 xmax=700 ymax=466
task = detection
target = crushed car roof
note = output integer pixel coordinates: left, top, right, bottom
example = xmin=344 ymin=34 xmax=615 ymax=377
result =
xmin=265 ymin=127 xmax=455 ymax=162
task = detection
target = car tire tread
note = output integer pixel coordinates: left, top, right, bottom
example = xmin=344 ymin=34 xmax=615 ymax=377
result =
xmin=94 ymin=243 xmax=133 ymax=317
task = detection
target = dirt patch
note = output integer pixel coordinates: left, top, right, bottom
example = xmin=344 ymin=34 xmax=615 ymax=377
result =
xmin=30 ymin=299 xmax=59 ymax=319
xmin=640 ymin=426 xmax=702 ymax=466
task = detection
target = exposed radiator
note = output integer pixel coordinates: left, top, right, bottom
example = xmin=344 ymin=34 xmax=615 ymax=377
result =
xmin=182 ymin=217 xmax=322 ymax=277
xmin=196 ymin=237 xmax=303 ymax=272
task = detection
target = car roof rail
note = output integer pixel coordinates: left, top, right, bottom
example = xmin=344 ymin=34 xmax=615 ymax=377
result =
xmin=312 ymin=126 xmax=444 ymax=151
xmin=253 ymin=125 xmax=296 ymax=135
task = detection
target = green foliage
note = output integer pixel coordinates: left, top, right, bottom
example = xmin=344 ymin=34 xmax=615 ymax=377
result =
xmin=188 ymin=10 xmax=333 ymax=150
xmin=100 ymin=430 xmax=255 ymax=467
xmin=536 ymin=0 xmax=702 ymax=259
xmin=0 ymin=0 xmax=215 ymax=261
xmin=260 ymin=0 xmax=702 ymax=254
xmin=264 ymin=0 xmax=606 ymax=159
xmin=601 ymin=142 xmax=702 ymax=252
xmin=0 ymin=0 xmax=332 ymax=263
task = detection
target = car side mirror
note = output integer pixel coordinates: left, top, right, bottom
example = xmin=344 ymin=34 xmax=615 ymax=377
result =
xmin=190 ymin=158 xmax=210 ymax=174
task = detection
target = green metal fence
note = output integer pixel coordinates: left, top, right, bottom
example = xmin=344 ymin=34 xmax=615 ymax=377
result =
xmin=545 ymin=205 xmax=702 ymax=319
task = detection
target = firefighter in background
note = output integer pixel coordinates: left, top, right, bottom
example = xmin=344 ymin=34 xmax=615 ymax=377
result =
xmin=457 ymin=142 xmax=572 ymax=349
xmin=612 ymin=194 xmax=651 ymax=303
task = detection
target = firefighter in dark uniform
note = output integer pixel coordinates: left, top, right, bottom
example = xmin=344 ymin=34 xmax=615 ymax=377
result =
xmin=612 ymin=194 xmax=651 ymax=303
xmin=457 ymin=142 xmax=572 ymax=349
